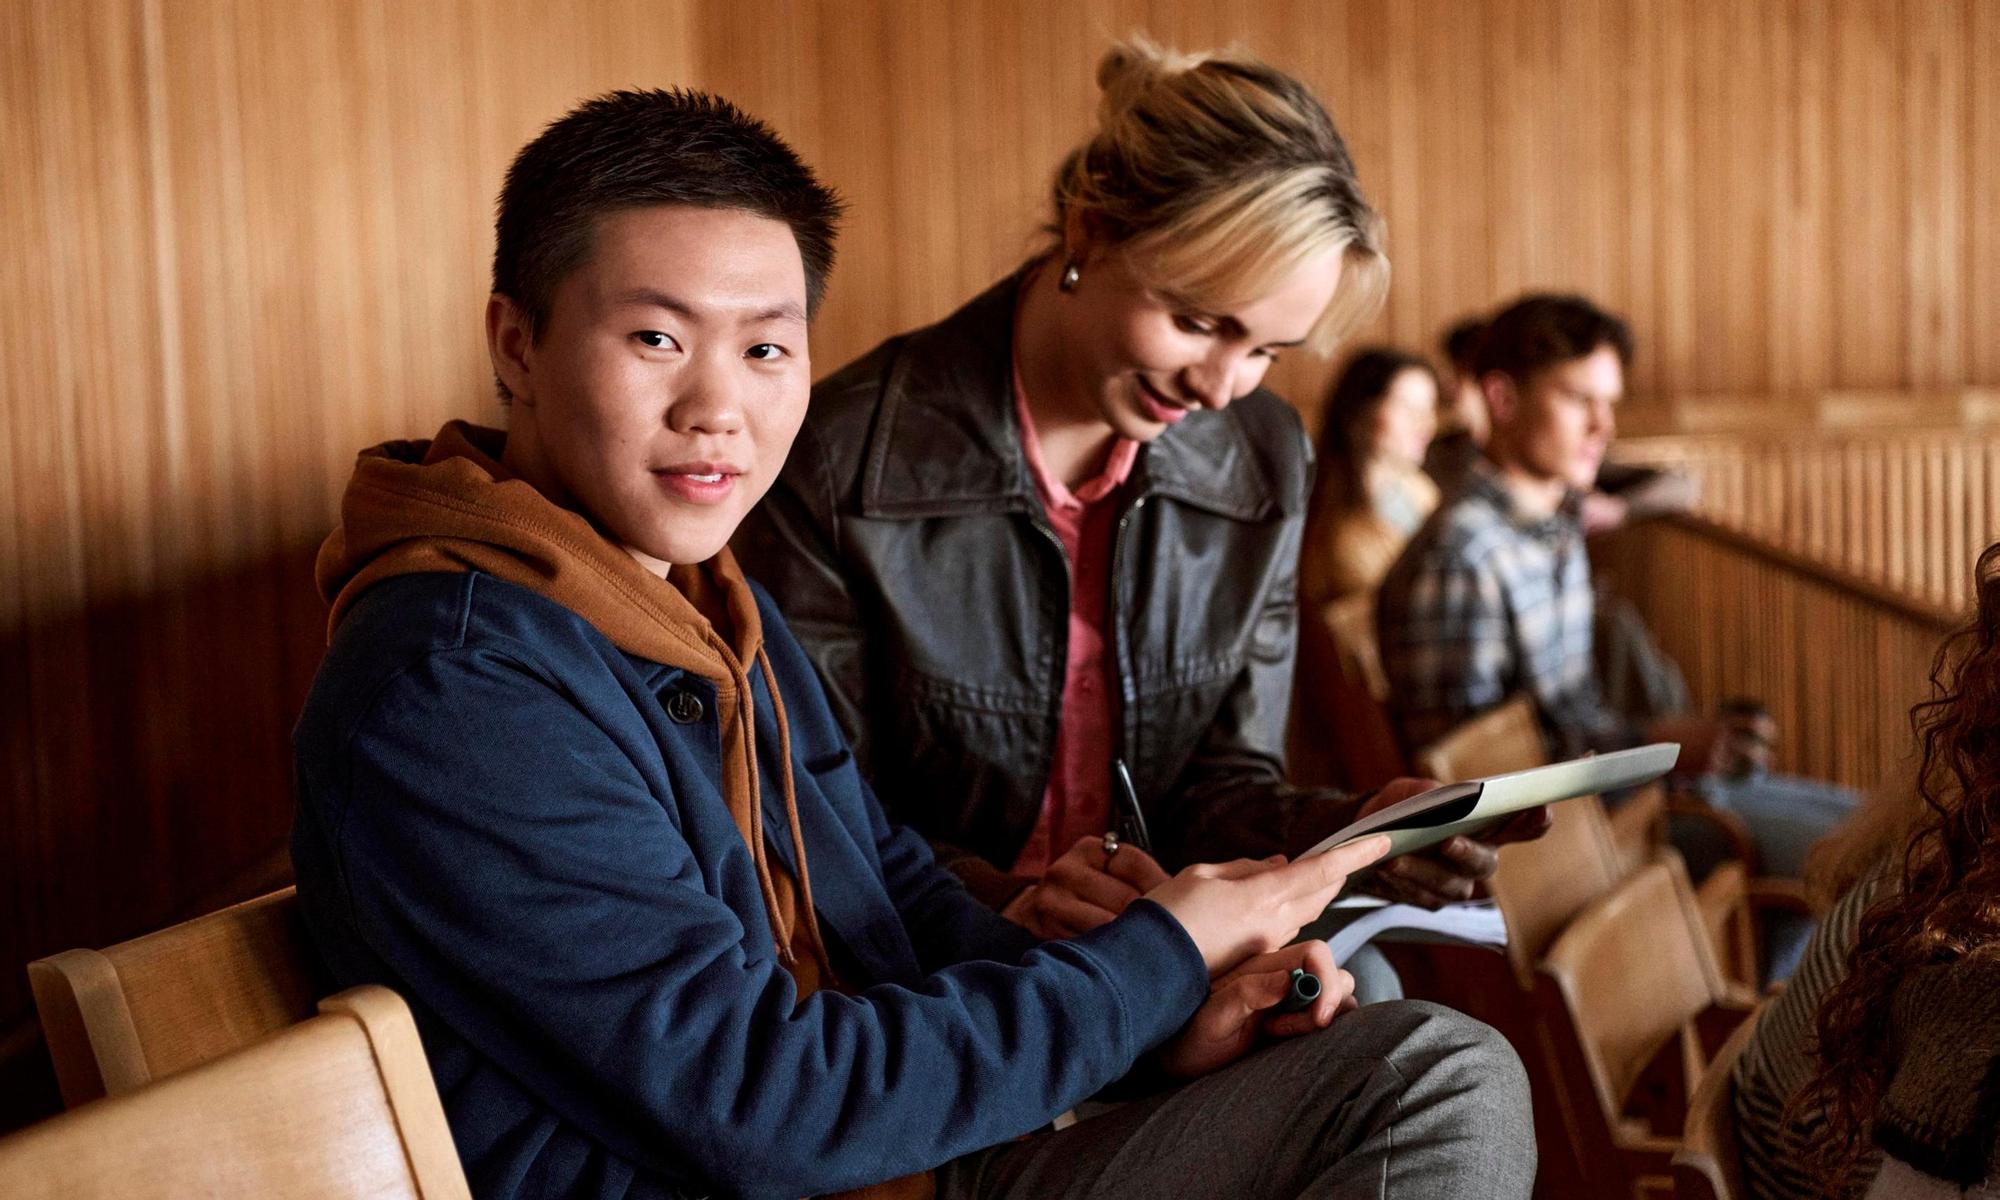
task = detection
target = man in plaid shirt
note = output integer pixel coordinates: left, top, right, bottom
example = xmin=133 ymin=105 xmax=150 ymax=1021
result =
xmin=1378 ymin=294 xmax=1641 ymax=759
xmin=1378 ymin=457 xmax=1628 ymax=758
xmin=1376 ymin=295 xmax=1854 ymax=981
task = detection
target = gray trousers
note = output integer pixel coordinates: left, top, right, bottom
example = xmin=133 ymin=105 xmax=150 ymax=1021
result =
xmin=935 ymin=1000 xmax=1535 ymax=1200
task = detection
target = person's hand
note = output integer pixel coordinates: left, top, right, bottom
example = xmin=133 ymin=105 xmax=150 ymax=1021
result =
xmin=1352 ymin=778 xmax=1552 ymax=910
xmin=1145 ymin=835 xmax=1391 ymax=977
xmin=1579 ymin=490 xmax=1632 ymax=535
xmin=999 ymin=834 xmax=1170 ymax=939
xmin=1157 ymin=940 xmax=1355 ymax=1079
xmin=1717 ymin=702 xmax=1777 ymax=777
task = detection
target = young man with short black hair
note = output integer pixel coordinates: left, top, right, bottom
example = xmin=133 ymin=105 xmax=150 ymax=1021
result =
xmin=289 ymin=88 xmax=1534 ymax=1200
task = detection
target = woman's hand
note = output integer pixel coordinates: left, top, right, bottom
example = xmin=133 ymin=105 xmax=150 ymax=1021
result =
xmin=1000 ymin=834 xmax=1170 ymax=939
xmin=1156 ymin=940 xmax=1356 ymax=1079
xmin=1146 ymin=835 xmax=1390 ymax=976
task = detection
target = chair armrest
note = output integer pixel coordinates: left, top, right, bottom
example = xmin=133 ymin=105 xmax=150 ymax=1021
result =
xmin=1744 ymin=875 xmax=1811 ymax=914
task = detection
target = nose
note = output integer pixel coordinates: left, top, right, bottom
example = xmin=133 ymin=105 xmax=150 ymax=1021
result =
xmin=1180 ymin=347 xmax=1265 ymax=411
xmin=665 ymin=351 xmax=747 ymax=437
xmin=1588 ymin=395 xmax=1616 ymax=438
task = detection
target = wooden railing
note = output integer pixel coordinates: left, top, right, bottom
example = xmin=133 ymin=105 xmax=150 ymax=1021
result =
xmin=1614 ymin=429 xmax=2000 ymax=612
xmin=1594 ymin=516 xmax=1960 ymax=796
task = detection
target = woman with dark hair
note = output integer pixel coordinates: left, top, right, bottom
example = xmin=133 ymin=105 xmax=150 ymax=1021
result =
xmin=1743 ymin=542 xmax=2000 ymax=1198
xmin=1300 ymin=347 xmax=1440 ymax=606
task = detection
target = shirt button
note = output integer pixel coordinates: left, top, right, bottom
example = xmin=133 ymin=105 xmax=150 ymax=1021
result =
xmin=665 ymin=691 xmax=705 ymax=724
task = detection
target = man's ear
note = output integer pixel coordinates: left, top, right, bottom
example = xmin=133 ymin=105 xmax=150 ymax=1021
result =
xmin=1480 ymin=370 xmax=1518 ymax=429
xmin=486 ymin=293 xmax=535 ymax=404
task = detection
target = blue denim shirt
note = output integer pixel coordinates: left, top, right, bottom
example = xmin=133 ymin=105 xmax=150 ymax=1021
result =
xmin=291 ymin=571 xmax=1207 ymax=1199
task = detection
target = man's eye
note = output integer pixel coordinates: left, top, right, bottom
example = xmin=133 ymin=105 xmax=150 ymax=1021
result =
xmin=745 ymin=343 xmax=787 ymax=361
xmin=635 ymin=331 xmax=678 ymax=350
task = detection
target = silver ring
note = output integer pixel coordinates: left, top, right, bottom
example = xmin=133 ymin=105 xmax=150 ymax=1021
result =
xmin=1101 ymin=830 xmax=1120 ymax=859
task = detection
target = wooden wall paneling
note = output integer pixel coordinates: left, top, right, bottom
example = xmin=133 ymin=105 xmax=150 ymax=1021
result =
xmin=1597 ymin=519 xmax=1954 ymax=796
xmin=1944 ymin=440 xmax=1967 ymax=607
xmin=1971 ymin=0 xmax=2000 ymax=385
xmin=1690 ymin=0 xmax=1758 ymax=394
xmin=1649 ymin=0 xmax=1697 ymax=399
xmin=1420 ymin=0 xmax=1497 ymax=354
xmin=1901 ymin=0 xmax=1967 ymax=391
xmin=1830 ymin=0 xmax=1905 ymax=388
xmin=1376 ymin=0 xmax=1426 ymax=347
xmin=5 ymin=0 xmax=166 ymax=1028
xmin=1772 ymin=0 xmax=1831 ymax=396
xmin=2 ymin=0 xmax=701 ymax=1054
xmin=1551 ymin=0 xmax=1610 ymax=302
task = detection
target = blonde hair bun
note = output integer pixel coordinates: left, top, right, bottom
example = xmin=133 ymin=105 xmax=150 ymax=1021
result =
xmin=1092 ymin=36 xmax=1200 ymax=120
xmin=1053 ymin=37 xmax=1387 ymax=356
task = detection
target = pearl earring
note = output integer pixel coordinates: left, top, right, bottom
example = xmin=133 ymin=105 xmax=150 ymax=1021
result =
xmin=1059 ymin=261 xmax=1081 ymax=292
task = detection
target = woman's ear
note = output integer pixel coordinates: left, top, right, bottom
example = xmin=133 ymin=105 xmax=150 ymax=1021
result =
xmin=1061 ymin=206 xmax=1097 ymax=269
xmin=486 ymin=293 xmax=536 ymax=405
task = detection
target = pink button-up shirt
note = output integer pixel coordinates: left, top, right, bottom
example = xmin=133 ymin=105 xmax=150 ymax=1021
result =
xmin=1008 ymin=374 xmax=1139 ymax=877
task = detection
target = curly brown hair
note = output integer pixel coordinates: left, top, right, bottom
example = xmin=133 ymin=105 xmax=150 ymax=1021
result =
xmin=1799 ymin=540 xmax=2000 ymax=1189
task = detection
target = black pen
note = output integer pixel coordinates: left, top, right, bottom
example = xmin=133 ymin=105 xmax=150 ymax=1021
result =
xmin=1109 ymin=758 xmax=1153 ymax=854
xmin=1275 ymin=968 xmax=1322 ymax=1014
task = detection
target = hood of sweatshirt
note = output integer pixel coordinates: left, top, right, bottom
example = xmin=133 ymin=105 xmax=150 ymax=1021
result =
xmin=316 ymin=420 xmax=833 ymax=988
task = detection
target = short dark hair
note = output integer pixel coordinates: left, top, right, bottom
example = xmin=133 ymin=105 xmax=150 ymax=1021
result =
xmin=493 ymin=88 xmax=842 ymax=343
xmin=1439 ymin=316 xmax=1487 ymax=371
xmin=1472 ymin=293 xmax=1632 ymax=383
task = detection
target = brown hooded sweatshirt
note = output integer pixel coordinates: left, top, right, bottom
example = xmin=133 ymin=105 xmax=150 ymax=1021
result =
xmin=319 ymin=419 xmax=836 ymax=991
xmin=318 ymin=422 xmax=936 ymax=1199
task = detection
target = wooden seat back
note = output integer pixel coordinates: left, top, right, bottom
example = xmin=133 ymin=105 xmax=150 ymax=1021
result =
xmin=1541 ymin=855 xmax=1734 ymax=1132
xmin=28 ymin=886 xmax=321 ymax=1106
xmin=1290 ymin=596 xmax=1407 ymax=792
xmin=0 ymin=985 xmax=469 ymax=1199
xmin=1672 ymin=1004 xmax=1763 ymax=1200
xmin=1411 ymin=694 xmax=1548 ymax=783
xmin=1489 ymin=794 xmax=1628 ymax=983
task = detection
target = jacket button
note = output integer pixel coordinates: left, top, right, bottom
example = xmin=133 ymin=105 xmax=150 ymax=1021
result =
xmin=665 ymin=691 xmax=705 ymax=724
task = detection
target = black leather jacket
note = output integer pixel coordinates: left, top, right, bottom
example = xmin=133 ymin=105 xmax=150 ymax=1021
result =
xmin=735 ymin=276 xmax=1361 ymax=907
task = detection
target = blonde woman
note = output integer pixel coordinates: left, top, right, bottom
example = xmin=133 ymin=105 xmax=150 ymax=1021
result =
xmin=738 ymin=39 xmax=1548 ymax=1009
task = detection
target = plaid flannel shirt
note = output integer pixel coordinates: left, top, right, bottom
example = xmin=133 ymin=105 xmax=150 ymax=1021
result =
xmin=1376 ymin=459 xmax=1636 ymax=758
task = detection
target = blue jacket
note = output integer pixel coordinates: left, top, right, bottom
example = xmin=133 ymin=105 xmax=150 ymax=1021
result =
xmin=290 ymin=570 xmax=1208 ymax=1199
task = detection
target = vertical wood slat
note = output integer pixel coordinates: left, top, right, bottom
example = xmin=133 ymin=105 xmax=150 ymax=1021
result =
xmin=1619 ymin=426 xmax=2000 ymax=615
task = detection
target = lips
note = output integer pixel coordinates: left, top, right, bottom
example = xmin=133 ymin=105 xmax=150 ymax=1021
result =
xmin=1136 ymin=377 xmax=1191 ymax=425
xmin=652 ymin=462 xmax=743 ymax=505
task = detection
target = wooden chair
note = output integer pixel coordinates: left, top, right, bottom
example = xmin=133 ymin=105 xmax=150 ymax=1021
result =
xmin=1411 ymin=694 xmax=1548 ymax=783
xmin=1672 ymin=1003 xmax=1764 ymax=1200
xmin=1537 ymin=856 xmax=1756 ymax=1198
xmin=0 ymin=985 xmax=470 ymax=1199
xmin=1488 ymin=792 xmax=1628 ymax=987
xmin=28 ymin=886 xmax=322 ymax=1106
xmin=1289 ymin=595 xmax=1407 ymax=792
xmin=1398 ymin=698 xmax=1760 ymax=1194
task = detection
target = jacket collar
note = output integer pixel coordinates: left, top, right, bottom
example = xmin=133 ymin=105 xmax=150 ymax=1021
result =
xmin=858 ymin=270 xmax=1279 ymax=523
